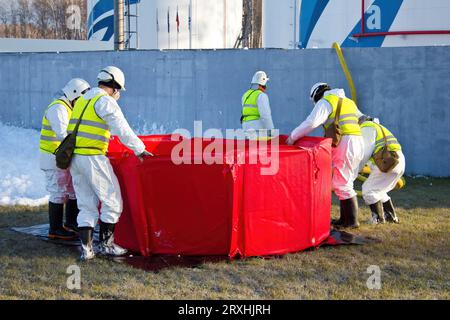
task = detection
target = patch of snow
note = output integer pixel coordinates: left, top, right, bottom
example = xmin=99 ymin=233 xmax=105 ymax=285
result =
xmin=0 ymin=123 xmax=48 ymax=206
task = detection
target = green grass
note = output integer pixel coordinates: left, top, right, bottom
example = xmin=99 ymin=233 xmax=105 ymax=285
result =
xmin=0 ymin=177 xmax=449 ymax=300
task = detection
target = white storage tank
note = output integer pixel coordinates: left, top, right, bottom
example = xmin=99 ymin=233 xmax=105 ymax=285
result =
xmin=262 ymin=0 xmax=450 ymax=49
xmin=87 ymin=0 xmax=243 ymax=50
xmin=262 ymin=0 xmax=300 ymax=49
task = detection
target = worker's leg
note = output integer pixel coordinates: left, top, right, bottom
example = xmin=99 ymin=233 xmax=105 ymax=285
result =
xmin=70 ymin=156 xmax=100 ymax=228
xmin=70 ymin=155 xmax=100 ymax=261
xmin=363 ymin=167 xmax=393 ymax=203
xmin=332 ymin=137 xmax=364 ymax=200
xmin=362 ymin=165 xmax=387 ymax=223
xmin=49 ymin=167 xmax=79 ymax=231
xmin=332 ymin=136 xmax=364 ymax=228
xmin=44 ymin=169 xmax=69 ymax=204
xmin=362 ymin=152 xmax=405 ymax=224
xmin=81 ymin=155 xmax=126 ymax=257
xmin=82 ymin=156 xmax=123 ymax=224
xmin=43 ymin=169 xmax=77 ymax=239
xmin=64 ymin=172 xmax=79 ymax=231
xmin=362 ymin=154 xmax=405 ymax=205
xmin=381 ymin=151 xmax=406 ymax=223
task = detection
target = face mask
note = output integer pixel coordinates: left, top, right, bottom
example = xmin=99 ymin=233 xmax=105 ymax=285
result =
xmin=112 ymin=89 xmax=121 ymax=101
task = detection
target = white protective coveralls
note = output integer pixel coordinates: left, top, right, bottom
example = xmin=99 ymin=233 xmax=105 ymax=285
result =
xmin=242 ymin=85 xmax=275 ymax=139
xmin=39 ymin=96 xmax=76 ymax=204
xmin=288 ymin=89 xmax=364 ymax=200
xmin=70 ymin=88 xmax=145 ymax=228
xmin=359 ymin=125 xmax=406 ymax=205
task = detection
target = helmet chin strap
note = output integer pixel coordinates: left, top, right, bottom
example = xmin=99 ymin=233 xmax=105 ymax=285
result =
xmin=100 ymin=70 xmax=122 ymax=90
xmin=101 ymin=69 xmax=115 ymax=82
xmin=313 ymin=85 xmax=331 ymax=103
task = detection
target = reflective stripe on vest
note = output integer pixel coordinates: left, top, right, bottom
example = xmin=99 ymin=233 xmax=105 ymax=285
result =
xmin=241 ymin=89 xmax=263 ymax=122
xmin=39 ymin=99 xmax=72 ymax=154
xmin=361 ymin=121 xmax=401 ymax=160
xmin=323 ymin=95 xmax=361 ymax=136
xmin=67 ymin=93 xmax=110 ymax=155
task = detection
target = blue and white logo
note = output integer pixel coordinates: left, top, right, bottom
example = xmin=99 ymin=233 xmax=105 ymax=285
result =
xmin=88 ymin=0 xmax=140 ymax=41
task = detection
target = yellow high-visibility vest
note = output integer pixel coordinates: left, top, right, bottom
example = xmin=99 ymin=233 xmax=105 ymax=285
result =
xmin=39 ymin=99 xmax=72 ymax=154
xmin=67 ymin=93 xmax=110 ymax=155
xmin=361 ymin=121 xmax=401 ymax=160
xmin=241 ymin=89 xmax=263 ymax=122
xmin=323 ymin=94 xmax=362 ymax=136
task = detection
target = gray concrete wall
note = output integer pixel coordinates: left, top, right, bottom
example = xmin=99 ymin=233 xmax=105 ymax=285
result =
xmin=0 ymin=47 xmax=449 ymax=176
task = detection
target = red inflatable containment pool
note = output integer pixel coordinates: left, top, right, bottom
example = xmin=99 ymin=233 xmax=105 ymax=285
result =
xmin=108 ymin=135 xmax=332 ymax=258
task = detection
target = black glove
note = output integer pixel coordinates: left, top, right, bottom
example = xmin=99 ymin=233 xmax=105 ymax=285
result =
xmin=137 ymin=150 xmax=154 ymax=162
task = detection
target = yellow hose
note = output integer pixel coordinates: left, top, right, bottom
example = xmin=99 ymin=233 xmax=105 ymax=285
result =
xmin=332 ymin=42 xmax=358 ymax=104
xmin=361 ymin=165 xmax=371 ymax=175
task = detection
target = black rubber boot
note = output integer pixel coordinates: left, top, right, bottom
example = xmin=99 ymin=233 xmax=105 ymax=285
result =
xmin=99 ymin=221 xmax=114 ymax=243
xmin=64 ymin=199 xmax=79 ymax=232
xmin=331 ymin=202 xmax=348 ymax=227
xmin=383 ymin=199 xmax=399 ymax=223
xmin=98 ymin=221 xmax=127 ymax=256
xmin=345 ymin=197 xmax=360 ymax=228
xmin=79 ymin=227 xmax=95 ymax=261
xmin=333 ymin=197 xmax=360 ymax=229
xmin=48 ymin=202 xmax=78 ymax=240
xmin=331 ymin=199 xmax=348 ymax=226
xmin=369 ymin=201 xmax=385 ymax=224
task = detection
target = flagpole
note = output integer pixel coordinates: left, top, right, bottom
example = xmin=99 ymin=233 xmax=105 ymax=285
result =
xmin=223 ymin=0 xmax=227 ymax=48
xmin=168 ymin=6 xmax=170 ymax=49
xmin=156 ymin=8 xmax=159 ymax=49
xmin=177 ymin=5 xmax=179 ymax=49
xmin=189 ymin=0 xmax=192 ymax=49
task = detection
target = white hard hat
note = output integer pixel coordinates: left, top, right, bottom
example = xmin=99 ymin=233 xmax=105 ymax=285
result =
xmin=62 ymin=78 xmax=91 ymax=101
xmin=97 ymin=66 xmax=126 ymax=91
xmin=251 ymin=71 xmax=269 ymax=86
xmin=310 ymin=82 xmax=331 ymax=102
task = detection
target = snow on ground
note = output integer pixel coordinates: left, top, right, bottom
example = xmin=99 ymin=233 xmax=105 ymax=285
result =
xmin=0 ymin=122 xmax=48 ymax=206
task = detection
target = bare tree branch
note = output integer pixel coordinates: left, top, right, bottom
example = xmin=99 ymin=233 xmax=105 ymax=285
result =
xmin=0 ymin=0 xmax=87 ymax=39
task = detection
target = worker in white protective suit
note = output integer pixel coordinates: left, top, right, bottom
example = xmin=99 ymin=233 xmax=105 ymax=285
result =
xmin=358 ymin=115 xmax=405 ymax=224
xmin=39 ymin=78 xmax=91 ymax=240
xmin=68 ymin=66 xmax=153 ymax=261
xmin=241 ymin=71 xmax=275 ymax=139
xmin=286 ymin=83 xmax=364 ymax=228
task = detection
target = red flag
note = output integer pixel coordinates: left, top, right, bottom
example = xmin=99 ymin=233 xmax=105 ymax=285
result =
xmin=176 ymin=7 xmax=180 ymax=33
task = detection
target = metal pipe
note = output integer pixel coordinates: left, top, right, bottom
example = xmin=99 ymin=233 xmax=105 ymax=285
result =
xmin=361 ymin=0 xmax=365 ymax=34
xmin=114 ymin=0 xmax=125 ymax=51
xmin=353 ymin=30 xmax=450 ymax=37
xmin=136 ymin=1 xmax=139 ymax=49
xmin=293 ymin=0 xmax=298 ymax=49
xmin=189 ymin=0 xmax=192 ymax=49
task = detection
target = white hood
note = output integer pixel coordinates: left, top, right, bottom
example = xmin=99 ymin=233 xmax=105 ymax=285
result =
xmin=324 ymin=88 xmax=346 ymax=98
xmin=83 ymin=87 xmax=107 ymax=100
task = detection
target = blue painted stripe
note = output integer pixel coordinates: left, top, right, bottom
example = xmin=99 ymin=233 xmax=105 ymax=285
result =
xmin=88 ymin=0 xmax=140 ymax=41
xmin=88 ymin=15 xmax=114 ymax=41
xmin=300 ymin=0 xmax=329 ymax=48
xmin=341 ymin=0 xmax=404 ymax=47
xmin=87 ymin=0 xmax=113 ymax=36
